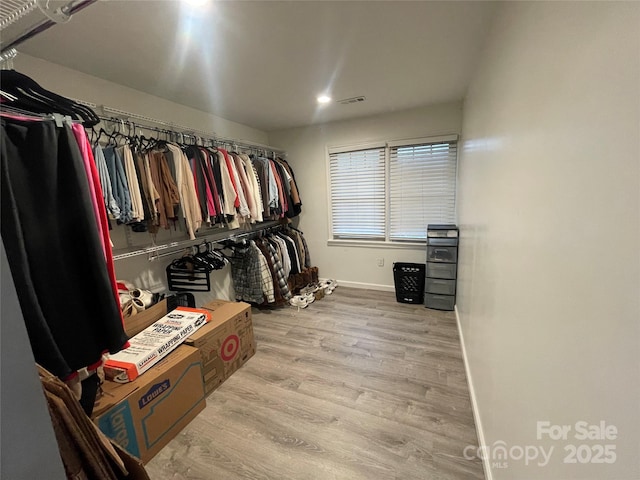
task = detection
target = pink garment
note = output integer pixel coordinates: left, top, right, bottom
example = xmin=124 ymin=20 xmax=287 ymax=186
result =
xmin=71 ymin=125 xmax=105 ymax=256
xmin=71 ymin=124 xmax=126 ymax=332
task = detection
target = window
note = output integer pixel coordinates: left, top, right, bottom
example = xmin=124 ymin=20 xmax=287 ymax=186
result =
xmin=329 ymin=146 xmax=386 ymax=240
xmin=328 ymin=136 xmax=457 ymax=243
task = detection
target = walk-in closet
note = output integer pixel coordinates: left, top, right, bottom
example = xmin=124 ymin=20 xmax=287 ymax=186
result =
xmin=2 ymin=2 xmax=639 ymax=480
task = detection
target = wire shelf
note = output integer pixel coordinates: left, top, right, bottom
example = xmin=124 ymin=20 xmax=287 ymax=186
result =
xmin=0 ymin=0 xmax=38 ymax=30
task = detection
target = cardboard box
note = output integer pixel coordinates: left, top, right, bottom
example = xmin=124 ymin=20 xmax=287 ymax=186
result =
xmin=124 ymin=299 xmax=168 ymax=338
xmin=185 ymin=300 xmax=256 ymax=395
xmin=94 ymin=345 xmax=205 ymax=464
xmin=105 ymin=307 xmax=211 ymax=382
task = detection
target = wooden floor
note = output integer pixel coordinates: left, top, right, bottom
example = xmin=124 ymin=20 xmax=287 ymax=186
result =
xmin=145 ymin=287 xmax=485 ymax=480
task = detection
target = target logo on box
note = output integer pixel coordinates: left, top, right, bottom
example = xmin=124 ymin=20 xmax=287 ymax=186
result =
xmin=220 ymin=334 xmax=240 ymax=361
xmin=184 ymin=300 xmax=256 ymax=394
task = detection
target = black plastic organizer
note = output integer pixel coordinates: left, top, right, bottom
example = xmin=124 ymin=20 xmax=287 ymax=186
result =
xmin=393 ymin=263 xmax=426 ymax=304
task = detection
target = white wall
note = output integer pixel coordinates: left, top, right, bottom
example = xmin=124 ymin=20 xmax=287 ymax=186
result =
xmin=457 ymin=3 xmax=639 ymax=479
xmin=269 ymin=103 xmax=462 ymax=290
xmin=14 ymin=54 xmax=269 ymax=144
xmin=12 ymin=54 xmax=271 ymax=302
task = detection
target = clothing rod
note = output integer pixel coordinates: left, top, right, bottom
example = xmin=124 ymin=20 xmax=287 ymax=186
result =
xmin=113 ymin=221 xmax=283 ymax=262
xmin=98 ymin=106 xmax=286 ymax=153
xmin=70 ymin=99 xmax=285 ymax=154
xmin=98 ymin=114 xmax=286 ymax=154
xmin=0 ymin=0 xmax=97 ymax=54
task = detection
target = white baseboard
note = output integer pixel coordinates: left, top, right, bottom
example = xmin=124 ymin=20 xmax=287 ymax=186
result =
xmin=455 ymin=305 xmax=493 ymax=480
xmin=325 ymin=279 xmax=395 ymax=292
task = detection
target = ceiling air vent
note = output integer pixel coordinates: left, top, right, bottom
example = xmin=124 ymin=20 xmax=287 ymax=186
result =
xmin=338 ymin=96 xmax=366 ymax=105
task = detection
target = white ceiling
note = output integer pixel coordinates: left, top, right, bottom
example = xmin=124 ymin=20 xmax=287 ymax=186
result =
xmin=16 ymin=0 xmax=498 ymax=132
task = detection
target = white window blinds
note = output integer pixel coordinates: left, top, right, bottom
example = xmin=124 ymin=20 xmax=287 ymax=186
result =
xmin=329 ymin=146 xmax=386 ymax=240
xmin=328 ymin=135 xmax=457 ymax=243
xmin=389 ymin=140 xmax=457 ymax=241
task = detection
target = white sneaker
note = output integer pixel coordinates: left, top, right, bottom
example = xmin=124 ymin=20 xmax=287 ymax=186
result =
xmin=289 ymin=295 xmax=309 ymax=309
xmin=130 ymin=288 xmax=154 ymax=308
xmin=320 ymin=279 xmax=338 ymax=294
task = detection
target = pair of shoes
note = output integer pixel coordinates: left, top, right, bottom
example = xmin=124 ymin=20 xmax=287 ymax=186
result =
xmin=118 ymin=282 xmax=156 ymax=310
xmin=298 ymin=282 xmax=326 ymax=301
xmin=319 ymin=279 xmax=338 ymax=294
xmin=121 ymin=299 xmax=140 ymax=318
xmin=117 ymin=280 xmax=155 ymax=316
xmin=299 ymin=283 xmax=320 ymax=295
xmin=130 ymin=288 xmax=154 ymax=308
xmin=289 ymin=293 xmax=315 ymax=309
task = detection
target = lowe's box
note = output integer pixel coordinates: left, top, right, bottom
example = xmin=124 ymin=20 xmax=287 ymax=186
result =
xmin=93 ymin=345 xmax=205 ymax=464
xmin=185 ymin=300 xmax=256 ymax=395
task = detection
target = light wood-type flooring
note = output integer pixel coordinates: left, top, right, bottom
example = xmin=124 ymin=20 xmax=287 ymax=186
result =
xmin=146 ymin=287 xmax=485 ymax=480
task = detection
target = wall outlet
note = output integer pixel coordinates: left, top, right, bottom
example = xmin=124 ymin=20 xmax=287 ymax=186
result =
xmin=377 ymin=258 xmax=384 ymax=267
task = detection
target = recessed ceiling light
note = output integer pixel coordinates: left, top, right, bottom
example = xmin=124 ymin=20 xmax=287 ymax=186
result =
xmin=317 ymin=95 xmax=332 ymax=104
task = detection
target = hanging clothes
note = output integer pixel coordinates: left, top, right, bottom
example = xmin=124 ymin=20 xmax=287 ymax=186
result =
xmin=241 ymin=153 xmax=263 ymax=222
xmin=120 ymin=144 xmax=144 ymax=222
xmin=103 ymin=145 xmax=133 ymax=224
xmin=140 ymin=152 xmax=160 ymax=227
xmin=1 ymin=117 xmax=128 ymax=381
xmin=167 ymin=144 xmax=202 ymax=240
xmin=253 ymin=241 xmax=275 ymax=303
xmin=219 ymin=149 xmax=249 ymax=219
xmin=93 ymin=145 xmax=121 ymax=220
xmin=252 ymin=156 xmax=276 ymax=219
xmin=277 ymin=231 xmax=301 ymax=275
xmin=271 ymin=234 xmax=292 ymax=278
xmin=197 ymin=147 xmax=220 ymax=223
xmin=232 ymin=152 xmax=256 ymax=221
xmin=204 ymin=148 xmax=225 ymax=223
xmin=148 ymin=149 xmax=180 ymax=229
xmin=72 ymin=126 xmax=123 ymax=318
xmin=89 ymin=122 xmax=304 ymax=239
xmin=261 ymin=237 xmax=292 ymax=301
xmin=227 ymin=227 xmax=312 ymax=306
xmin=72 ymin=126 xmax=108 ymax=256
xmin=276 ymin=157 xmax=302 ymax=217
xmin=229 ymin=241 xmax=266 ymax=304
xmin=131 ymin=150 xmax=152 ymax=222
xmin=185 ymin=147 xmax=209 ymax=225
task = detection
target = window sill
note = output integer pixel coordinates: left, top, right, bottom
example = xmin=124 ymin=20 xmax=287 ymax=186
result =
xmin=327 ymin=239 xmax=425 ymax=250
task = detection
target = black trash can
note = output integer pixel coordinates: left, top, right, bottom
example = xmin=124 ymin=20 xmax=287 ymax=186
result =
xmin=393 ymin=263 xmax=426 ymax=304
